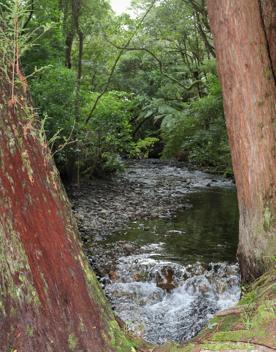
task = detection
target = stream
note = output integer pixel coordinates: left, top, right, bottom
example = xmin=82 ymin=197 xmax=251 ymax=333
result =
xmin=68 ymin=160 xmax=241 ymax=345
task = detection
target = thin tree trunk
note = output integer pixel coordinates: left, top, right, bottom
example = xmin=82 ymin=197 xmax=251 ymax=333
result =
xmin=65 ymin=31 xmax=74 ymax=68
xmin=62 ymin=0 xmax=74 ymax=69
xmin=72 ymin=0 xmax=84 ymax=185
xmin=207 ymin=0 xmax=276 ymax=281
xmin=72 ymin=0 xmax=83 ymax=122
xmin=195 ymin=11 xmax=215 ymax=58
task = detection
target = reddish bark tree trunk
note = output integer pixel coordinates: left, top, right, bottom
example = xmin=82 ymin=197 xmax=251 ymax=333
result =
xmin=207 ymin=0 xmax=276 ymax=280
xmin=0 ymin=63 xmax=133 ymax=352
xmin=260 ymin=0 xmax=276 ymax=76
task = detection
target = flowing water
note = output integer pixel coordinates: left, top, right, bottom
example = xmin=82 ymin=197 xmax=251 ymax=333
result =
xmin=98 ymin=186 xmax=241 ymax=344
xmin=70 ymin=161 xmax=241 ymax=344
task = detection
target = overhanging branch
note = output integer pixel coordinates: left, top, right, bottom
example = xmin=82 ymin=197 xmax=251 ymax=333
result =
xmin=23 ymin=0 xmax=34 ymax=30
xmin=107 ymin=42 xmax=202 ymax=91
xmin=86 ymin=0 xmax=157 ymax=124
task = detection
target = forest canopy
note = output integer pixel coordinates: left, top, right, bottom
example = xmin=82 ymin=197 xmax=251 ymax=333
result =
xmin=15 ymin=0 xmax=232 ymax=181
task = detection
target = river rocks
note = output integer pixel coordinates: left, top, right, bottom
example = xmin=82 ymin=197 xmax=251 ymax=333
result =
xmin=155 ymin=266 xmax=177 ymax=292
xmin=84 ymin=240 xmax=141 ymax=278
xmin=65 ymin=160 xmax=239 ymax=344
xmin=108 ymin=271 xmax=119 ymax=281
xmin=66 ymin=160 xmax=234 ymax=277
xmin=67 ymin=160 xmax=233 ymax=243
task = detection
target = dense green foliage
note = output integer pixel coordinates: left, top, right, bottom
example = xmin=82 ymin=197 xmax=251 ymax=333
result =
xmin=31 ymin=66 xmax=140 ymax=177
xmin=18 ymin=0 xmax=232 ymax=180
xmin=161 ymin=74 xmax=231 ymax=174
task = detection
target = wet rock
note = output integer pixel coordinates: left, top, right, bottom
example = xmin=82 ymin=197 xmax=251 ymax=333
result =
xmin=156 ymin=266 xmax=177 ymax=292
xmin=167 ymin=230 xmax=184 ymax=235
xmin=109 ymin=271 xmax=119 ymax=281
xmin=115 ymin=315 xmax=126 ymax=329
xmin=132 ymin=273 xmax=144 ymax=282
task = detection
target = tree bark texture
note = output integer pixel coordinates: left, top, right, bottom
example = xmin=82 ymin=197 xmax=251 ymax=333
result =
xmin=65 ymin=31 xmax=74 ymax=69
xmin=260 ymin=0 xmax=276 ymax=77
xmin=207 ymin=0 xmax=276 ymax=280
xmin=0 ymin=71 xmax=133 ymax=352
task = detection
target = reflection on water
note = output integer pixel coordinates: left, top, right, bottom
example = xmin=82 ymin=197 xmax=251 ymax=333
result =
xmin=105 ymin=188 xmax=239 ymax=265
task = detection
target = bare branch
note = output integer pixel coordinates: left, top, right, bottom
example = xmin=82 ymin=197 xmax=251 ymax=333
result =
xmin=22 ymin=0 xmax=34 ymax=30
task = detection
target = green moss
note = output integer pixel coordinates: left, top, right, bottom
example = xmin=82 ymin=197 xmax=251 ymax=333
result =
xmin=201 ymin=342 xmax=255 ymax=350
xmin=251 ymin=303 xmax=275 ymax=329
xmin=239 ymin=290 xmax=256 ymax=305
xmin=212 ymin=329 xmax=255 ymax=341
xmin=264 ymin=67 xmax=273 ymax=80
xmin=10 ymin=306 xmax=17 ymax=317
xmin=81 ymin=257 xmax=111 ymax=316
xmin=263 ymin=207 xmax=272 ymax=231
xmin=107 ymin=319 xmax=140 ymax=352
xmin=0 ymin=220 xmax=40 ymax=313
xmin=68 ymin=333 xmax=78 ymax=351
xmin=264 ymin=238 xmax=276 ymax=267
xmin=79 ymin=318 xmax=86 ymax=333
xmin=26 ymin=325 xmax=34 ymax=337
xmin=21 ymin=150 xmax=34 ymax=184
xmin=213 ymin=314 xmax=237 ymax=331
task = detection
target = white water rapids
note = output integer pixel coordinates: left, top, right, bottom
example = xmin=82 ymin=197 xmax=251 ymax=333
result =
xmin=104 ymin=244 xmax=240 ymax=344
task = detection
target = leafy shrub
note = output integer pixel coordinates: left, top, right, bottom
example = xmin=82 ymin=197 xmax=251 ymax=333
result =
xmin=31 ymin=69 xmax=135 ymax=177
xmin=79 ymin=91 xmax=134 ymax=176
xmin=81 ymin=92 xmax=160 ymax=175
xmin=130 ymin=137 xmax=159 ymax=159
xmin=30 ymin=65 xmax=77 ymax=175
xmin=161 ymin=74 xmax=232 ymax=175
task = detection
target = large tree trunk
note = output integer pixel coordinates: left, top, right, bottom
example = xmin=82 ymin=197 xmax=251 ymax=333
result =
xmin=260 ymin=0 xmax=276 ymax=76
xmin=207 ymin=0 xmax=276 ymax=281
xmin=0 ymin=55 xmax=135 ymax=352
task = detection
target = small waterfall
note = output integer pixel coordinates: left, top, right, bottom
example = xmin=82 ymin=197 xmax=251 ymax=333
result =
xmin=104 ymin=246 xmax=240 ymax=344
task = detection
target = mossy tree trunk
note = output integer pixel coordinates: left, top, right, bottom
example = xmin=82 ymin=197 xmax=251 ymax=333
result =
xmin=207 ymin=0 xmax=276 ymax=281
xmin=0 ymin=58 xmax=136 ymax=352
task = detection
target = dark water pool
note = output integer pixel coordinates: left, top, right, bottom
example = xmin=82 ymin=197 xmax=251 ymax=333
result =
xmin=104 ymin=188 xmax=239 ymax=265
